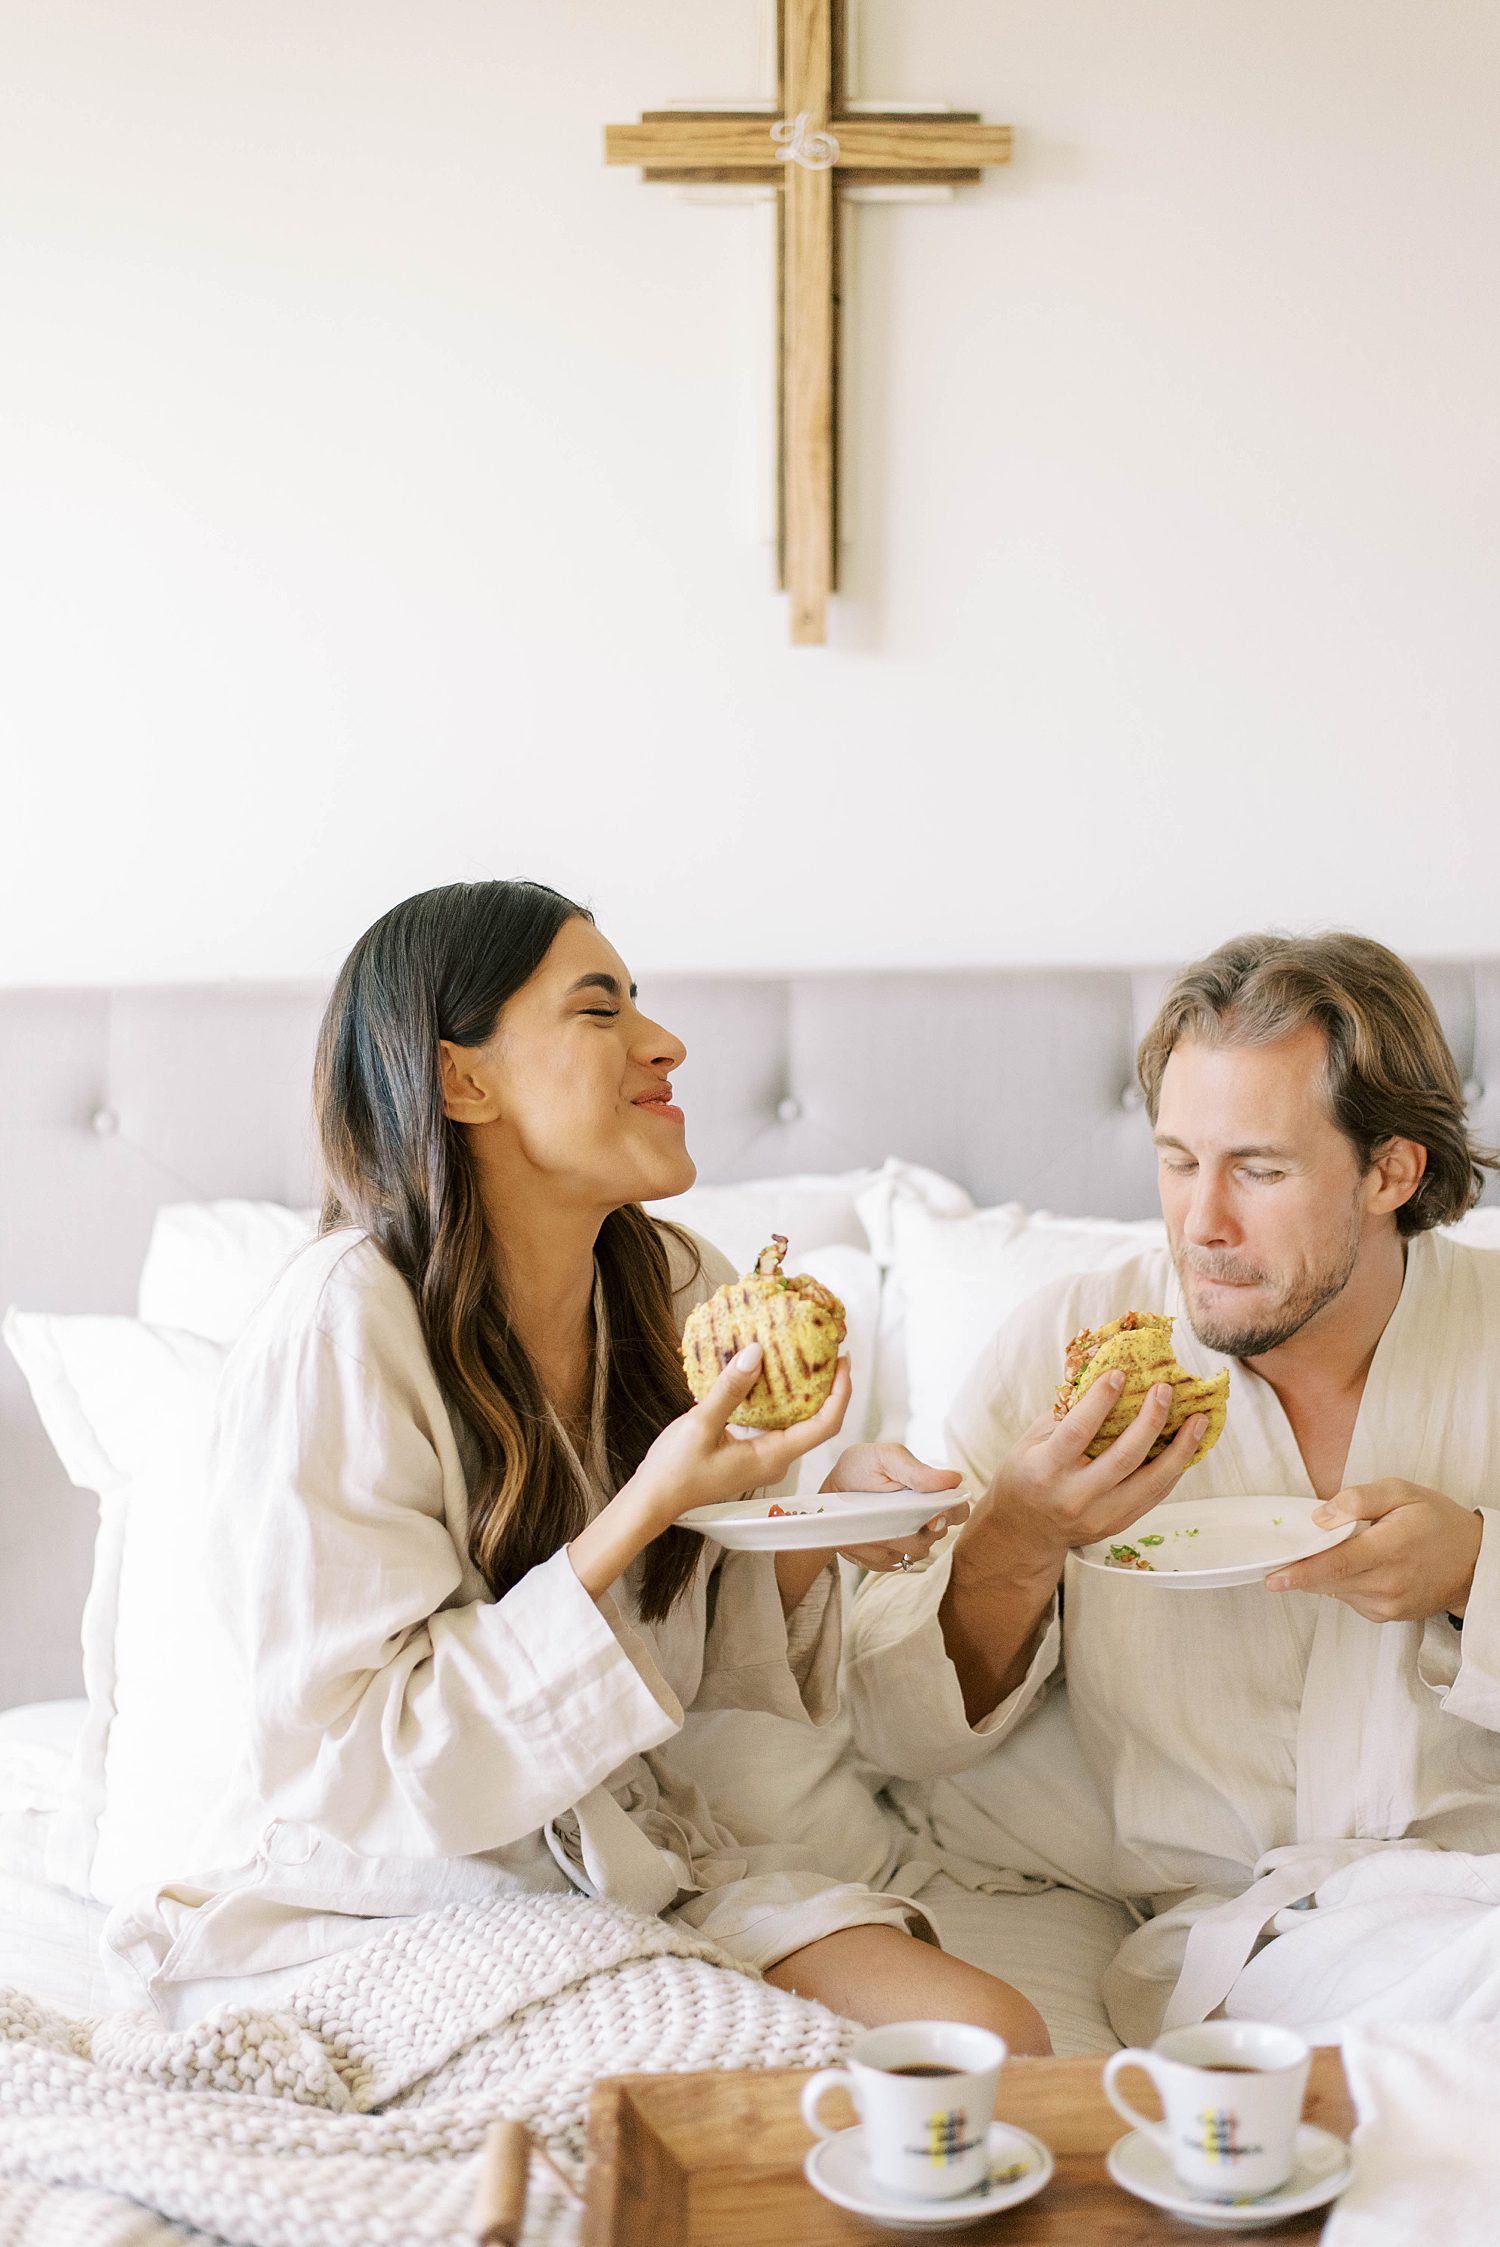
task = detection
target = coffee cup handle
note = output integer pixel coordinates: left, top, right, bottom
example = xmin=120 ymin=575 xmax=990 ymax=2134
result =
xmin=1102 ymin=2049 xmax=1172 ymax=2152
xmin=800 ymin=2067 xmax=857 ymax=2140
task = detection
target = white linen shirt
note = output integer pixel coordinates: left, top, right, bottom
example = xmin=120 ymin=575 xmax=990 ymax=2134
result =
xmin=105 ymin=1224 xmax=917 ymax=2020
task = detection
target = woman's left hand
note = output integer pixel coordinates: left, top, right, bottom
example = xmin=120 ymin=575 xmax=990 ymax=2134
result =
xmin=821 ymin=1443 xmax=968 ymax=1572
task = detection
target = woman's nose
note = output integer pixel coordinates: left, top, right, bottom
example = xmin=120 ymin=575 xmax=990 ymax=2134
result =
xmin=638 ymin=1016 xmax=686 ymax=1071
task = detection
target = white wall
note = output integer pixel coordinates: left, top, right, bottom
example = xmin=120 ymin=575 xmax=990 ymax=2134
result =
xmin=1 ymin=0 xmax=1496 ymax=985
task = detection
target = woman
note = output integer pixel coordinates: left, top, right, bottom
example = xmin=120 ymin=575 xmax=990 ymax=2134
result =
xmin=108 ymin=880 xmax=1048 ymax=2048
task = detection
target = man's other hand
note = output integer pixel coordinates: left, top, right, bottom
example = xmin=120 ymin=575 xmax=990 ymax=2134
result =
xmin=1266 ymin=1481 xmax=1484 ymax=1621
xmin=956 ymin=1369 xmax=1209 ymax=1593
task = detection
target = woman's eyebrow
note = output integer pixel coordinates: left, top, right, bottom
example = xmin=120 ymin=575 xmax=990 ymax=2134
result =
xmin=565 ymin=972 xmax=638 ymax=999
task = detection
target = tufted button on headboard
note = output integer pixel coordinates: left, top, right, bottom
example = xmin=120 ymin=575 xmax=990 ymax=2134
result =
xmin=4 ymin=962 xmax=1498 ymax=1707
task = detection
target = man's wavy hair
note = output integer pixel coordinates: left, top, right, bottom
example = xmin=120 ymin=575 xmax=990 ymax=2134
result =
xmin=1136 ymin=931 xmax=1499 ymax=1236
xmin=313 ymin=879 xmax=703 ymax=1624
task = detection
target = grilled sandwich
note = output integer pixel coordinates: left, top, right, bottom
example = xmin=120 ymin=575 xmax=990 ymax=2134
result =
xmin=682 ymin=1236 xmax=846 ymax=1430
xmin=1054 ymin=1310 xmax=1228 ymax=1466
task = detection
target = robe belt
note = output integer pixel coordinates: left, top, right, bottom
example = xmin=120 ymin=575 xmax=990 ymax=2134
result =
xmin=1161 ymin=1840 xmax=1392 ymax=2031
xmin=546 ymin=1785 xmax=688 ymax=1918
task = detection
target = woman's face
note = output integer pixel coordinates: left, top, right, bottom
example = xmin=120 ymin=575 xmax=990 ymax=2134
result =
xmin=442 ymin=917 xmax=696 ymax=1211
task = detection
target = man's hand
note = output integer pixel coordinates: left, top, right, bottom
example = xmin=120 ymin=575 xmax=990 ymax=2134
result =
xmin=956 ymin=1369 xmax=1210 ymax=1592
xmin=1266 ymin=1481 xmax=1484 ymax=1622
xmin=938 ymin=1372 xmax=1208 ymax=1727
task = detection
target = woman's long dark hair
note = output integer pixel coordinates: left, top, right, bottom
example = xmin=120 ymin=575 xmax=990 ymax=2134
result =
xmin=313 ymin=880 xmax=703 ymax=1622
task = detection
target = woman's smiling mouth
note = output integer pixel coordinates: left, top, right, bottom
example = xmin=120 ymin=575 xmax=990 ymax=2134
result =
xmin=632 ymin=1083 xmax=684 ymax=1126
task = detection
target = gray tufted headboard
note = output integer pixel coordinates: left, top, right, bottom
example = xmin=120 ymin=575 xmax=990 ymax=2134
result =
xmin=5 ymin=964 xmax=1499 ymax=1709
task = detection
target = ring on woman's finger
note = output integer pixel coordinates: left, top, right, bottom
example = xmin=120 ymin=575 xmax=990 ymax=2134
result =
xmin=896 ymin=1552 xmax=914 ymax=1571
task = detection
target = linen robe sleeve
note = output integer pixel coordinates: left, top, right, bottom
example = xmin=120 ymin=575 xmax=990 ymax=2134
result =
xmin=843 ymin=1325 xmax=1062 ymax=1780
xmin=1417 ymin=1506 xmax=1500 ymax=1731
xmin=215 ymin=1264 xmax=683 ymax=1862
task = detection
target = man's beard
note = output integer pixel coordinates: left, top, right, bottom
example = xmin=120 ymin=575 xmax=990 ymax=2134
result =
xmin=1175 ymin=1206 xmax=1363 ymax=1360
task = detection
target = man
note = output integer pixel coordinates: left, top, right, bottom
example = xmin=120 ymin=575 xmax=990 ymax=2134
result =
xmin=846 ymin=932 xmax=1500 ymax=2042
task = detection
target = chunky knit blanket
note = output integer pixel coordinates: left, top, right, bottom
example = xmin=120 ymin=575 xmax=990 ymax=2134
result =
xmin=0 ymin=1893 xmax=854 ymax=2247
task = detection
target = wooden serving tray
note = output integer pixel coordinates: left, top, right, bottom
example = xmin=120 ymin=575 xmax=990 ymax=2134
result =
xmin=583 ymin=2047 xmax=1353 ymax=2246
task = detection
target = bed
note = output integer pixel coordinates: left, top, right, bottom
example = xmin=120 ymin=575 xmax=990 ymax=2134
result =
xmin=4 ymin=965 xmax=1499 ymax=2054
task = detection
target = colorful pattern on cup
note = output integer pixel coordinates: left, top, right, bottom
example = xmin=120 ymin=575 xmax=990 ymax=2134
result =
xmin=800 ymin=2020 xmax=1008 ymax=2201
xmin=1103 ymin=2022 xmax=1310 ymax=2202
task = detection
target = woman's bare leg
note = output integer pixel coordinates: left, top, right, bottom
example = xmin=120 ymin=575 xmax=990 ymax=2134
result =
xmin=764 ymin=1923 xmax=1051 ymax=2054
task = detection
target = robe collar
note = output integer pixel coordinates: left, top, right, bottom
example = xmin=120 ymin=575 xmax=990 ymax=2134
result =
xmin=546 ymin=1261 xmax=611 ymax=1506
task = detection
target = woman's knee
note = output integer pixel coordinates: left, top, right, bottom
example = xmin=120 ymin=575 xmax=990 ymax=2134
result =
xmin=765 ymin=1925 xmax=1052 ymax=2054
xmin=963 ymin=1977 xmax=1052 ymax=2056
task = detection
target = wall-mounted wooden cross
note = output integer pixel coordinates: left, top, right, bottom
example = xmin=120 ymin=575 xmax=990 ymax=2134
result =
xmin=605 ymin=1 xmax=1011 ymax=645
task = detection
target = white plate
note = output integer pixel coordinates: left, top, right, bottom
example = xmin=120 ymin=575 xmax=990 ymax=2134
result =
xmin=1074 ymin=1494 xmax=1358 ymax=1591
xmin=805 ymin=2119 xmax=1054 ymax=2228
xmin=1106 ymin=2122 xmax=1352 ymax=2228
xmin=678 ymin=1486 xmax=965 ymax=1552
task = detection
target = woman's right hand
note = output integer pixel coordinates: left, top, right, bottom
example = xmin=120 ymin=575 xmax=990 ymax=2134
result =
xmin=629 ymin=1342 xmax=852 ymax=1534
xmin=568 ymin=1343 xmax=852 ymax=1599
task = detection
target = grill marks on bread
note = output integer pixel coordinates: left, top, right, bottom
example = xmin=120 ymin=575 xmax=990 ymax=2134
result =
xmin=681 ymin=1237 xmax=846 ymax=1430
xmin=1054 ymin=1310 xmax=1229 ymax=1468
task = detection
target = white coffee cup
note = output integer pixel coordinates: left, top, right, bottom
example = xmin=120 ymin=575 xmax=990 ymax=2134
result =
xmin=1103 ymin=2021 xmax=1311 ymax=2201
xmin=800 ymin=2020 xmax=1006 ymax=2201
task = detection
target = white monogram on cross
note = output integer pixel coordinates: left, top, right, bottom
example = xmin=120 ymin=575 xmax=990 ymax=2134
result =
xmin=771 ymin=112 xmax=841 ymax=171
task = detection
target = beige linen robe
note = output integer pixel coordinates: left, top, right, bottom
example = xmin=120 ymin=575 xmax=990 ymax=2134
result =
xmin=845 ymin=1231 xmax=1500 ymax=2043
xmin=106 ymin=1225 xmax=918 ymax=2023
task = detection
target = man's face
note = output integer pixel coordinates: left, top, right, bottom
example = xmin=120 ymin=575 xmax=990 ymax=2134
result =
xmin=1154 ymin=1024 xmax=1374 ymax=1359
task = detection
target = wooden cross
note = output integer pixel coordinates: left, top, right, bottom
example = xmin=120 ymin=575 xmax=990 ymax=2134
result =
xmin=605 ymin=1 xmax=1011 ymax=645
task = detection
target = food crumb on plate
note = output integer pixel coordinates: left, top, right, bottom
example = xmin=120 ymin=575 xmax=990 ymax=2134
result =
xmin=1106 ymin=1543 xmax=1155 ymax=1571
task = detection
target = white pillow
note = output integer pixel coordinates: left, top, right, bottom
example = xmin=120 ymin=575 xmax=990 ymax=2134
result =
xmin=884 ymin=1202 xmax=1168 ymax=1463
xmin=852 ymin=1158 xmax=975 ymax=1266
xmin=138 ymin=1200 xmax=319 ymax=1342
xmin=2 ymin=1311 xmax=230 ymax=1902
xmin=1445 ymin=1207 xmax=1500 ymax=1251
xmin=647 ymin=1174 xmax=867 ymax=1272
xmin=648 ymin=1156 xmax=971 ymax=1275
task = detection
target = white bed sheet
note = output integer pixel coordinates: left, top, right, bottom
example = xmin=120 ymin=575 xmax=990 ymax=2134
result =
xmin=916 ymin=1874 xmax=1126 ymax=2056
xmin=0 ymin=1697 xmax=113 ymax=2017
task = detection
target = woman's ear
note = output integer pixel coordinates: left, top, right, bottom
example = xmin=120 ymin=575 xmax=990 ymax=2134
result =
xmin=439 ymin=1039 xmax=502 ymax=1126
xmin=1368 ymin=1135 xmax=1427 ymax=1216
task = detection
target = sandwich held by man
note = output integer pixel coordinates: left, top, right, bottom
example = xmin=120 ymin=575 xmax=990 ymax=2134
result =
xmin=846 ymin=932 xmax=1500 ymax=2042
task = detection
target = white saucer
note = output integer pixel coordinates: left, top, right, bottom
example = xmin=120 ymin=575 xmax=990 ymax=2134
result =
xmin=679 ymin=1486 xmax=965 ymax=1553
xmin=1105 ymin=2123 xmax=1353 ymax=2229
xmin=1075 ymin=1495 xmax=1357 ymax=1591
xmin=804 ymin=2119 xmax=1053 ymax=2228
